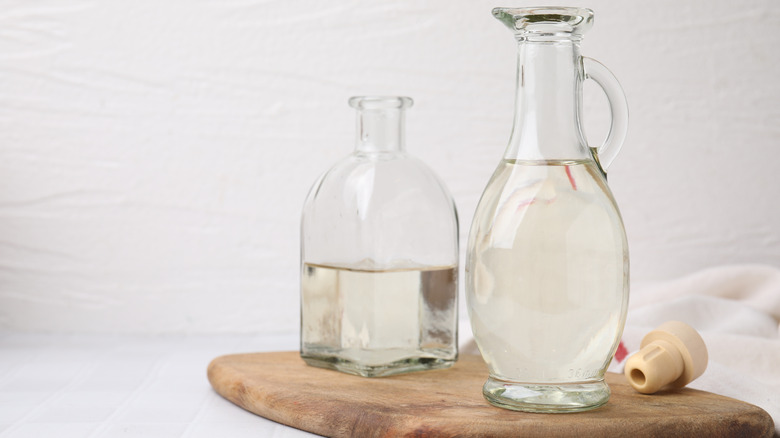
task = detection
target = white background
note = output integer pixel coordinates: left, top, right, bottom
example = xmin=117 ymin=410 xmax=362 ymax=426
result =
xmin=0 ymin=0 xmax=778 ymax=334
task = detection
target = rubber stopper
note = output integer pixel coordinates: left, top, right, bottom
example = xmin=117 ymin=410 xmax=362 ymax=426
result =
xmin=624 ymin=321 xmax=708 ymax=394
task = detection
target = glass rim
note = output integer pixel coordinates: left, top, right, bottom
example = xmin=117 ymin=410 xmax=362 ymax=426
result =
xmin=349 ymin=96 xmax=413 ymax=111
xmin=492 ymin=6 xmax=594 ymax=36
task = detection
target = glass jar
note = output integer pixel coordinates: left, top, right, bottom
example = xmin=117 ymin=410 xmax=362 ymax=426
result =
xmin=300 ymin=96 xmax=459 ymax=377
xmin=466 ymin=7 xmax=630 ymax=412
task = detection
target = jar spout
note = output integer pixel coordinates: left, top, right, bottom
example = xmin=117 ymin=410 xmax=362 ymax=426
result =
xmin=492 ymin=7 xmax=594 ymax=40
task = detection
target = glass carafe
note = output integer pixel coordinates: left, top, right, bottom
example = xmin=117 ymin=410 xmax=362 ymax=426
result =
xmin=301 ymin=96 xmax=459 ymax=377
xmin=466 ymin=7 xmax=629 ymax=412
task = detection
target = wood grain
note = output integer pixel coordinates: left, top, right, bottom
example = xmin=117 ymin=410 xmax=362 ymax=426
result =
xmin=207 ymin=352 xmax=773 ymax=437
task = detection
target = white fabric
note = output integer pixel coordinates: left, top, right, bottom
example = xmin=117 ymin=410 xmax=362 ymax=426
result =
xmin=461 ymin=264 xmax=780 ymax=434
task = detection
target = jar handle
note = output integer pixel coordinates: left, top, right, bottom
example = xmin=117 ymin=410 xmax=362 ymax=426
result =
xmin=582 ymin=57 xmax=629 ymax=172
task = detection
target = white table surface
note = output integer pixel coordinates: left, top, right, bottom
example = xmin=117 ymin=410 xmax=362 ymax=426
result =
xmin=0 ymin=333 xmax=319 ymax=437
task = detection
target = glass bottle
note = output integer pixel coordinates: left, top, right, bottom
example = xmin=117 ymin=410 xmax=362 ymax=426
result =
xmin=466 ymin=7 xmax=630 ymax=412
xmin=301 ymin=96 xmax=459 ymax=377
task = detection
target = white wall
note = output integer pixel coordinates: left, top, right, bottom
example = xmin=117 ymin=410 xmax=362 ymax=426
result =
xmin=0 ymin=0 xmax=778 ymax=333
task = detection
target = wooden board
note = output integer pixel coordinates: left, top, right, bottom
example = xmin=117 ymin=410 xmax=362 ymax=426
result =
xmin=207 ymin=352 xmax=774 ymax=437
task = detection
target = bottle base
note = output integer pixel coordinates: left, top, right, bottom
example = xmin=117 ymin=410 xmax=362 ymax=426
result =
xmin=482 ymin=376 xmax=610 ymax=413
xmin=301 ymin=352 xmax=456 ymax=377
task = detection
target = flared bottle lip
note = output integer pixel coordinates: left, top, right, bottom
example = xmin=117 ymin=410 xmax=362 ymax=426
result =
xmin=493 ymin=6 xmax=594 ymax=39
xmin=349 ymin=96 xmax=413 ymax=111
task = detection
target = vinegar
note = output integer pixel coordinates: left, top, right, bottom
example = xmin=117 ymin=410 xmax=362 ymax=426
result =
xmin=301 ymin=262 xmax=457 ymax=377
xmin=466 ymin=159 xmax=629 ymax=410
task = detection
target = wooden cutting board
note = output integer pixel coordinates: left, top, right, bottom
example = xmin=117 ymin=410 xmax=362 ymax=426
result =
xmin=207 ymin=352 xmax=774 ymax=437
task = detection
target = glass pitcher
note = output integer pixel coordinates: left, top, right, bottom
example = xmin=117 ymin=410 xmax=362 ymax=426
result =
xmin=301 ymin=96 xmax=459 ymax=377
xmin=466 ymin=7 xmax=629 ymax=412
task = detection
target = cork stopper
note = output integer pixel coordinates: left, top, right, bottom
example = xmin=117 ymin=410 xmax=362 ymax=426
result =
xmin=624 ymin=321 xmax=708 ymax=394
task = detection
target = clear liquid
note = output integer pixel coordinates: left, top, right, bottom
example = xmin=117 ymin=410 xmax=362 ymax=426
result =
xmin=466 ymin=159 xmax=628 ymax=410
xmin=301 ymin=262 xmax=457 ymax=377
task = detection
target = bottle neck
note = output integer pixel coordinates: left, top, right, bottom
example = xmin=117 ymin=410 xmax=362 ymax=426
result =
xmin=505 ymin=40 xmax=588 ymax=161
xmin=354 ymin=108 xmax=405 ymax=154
